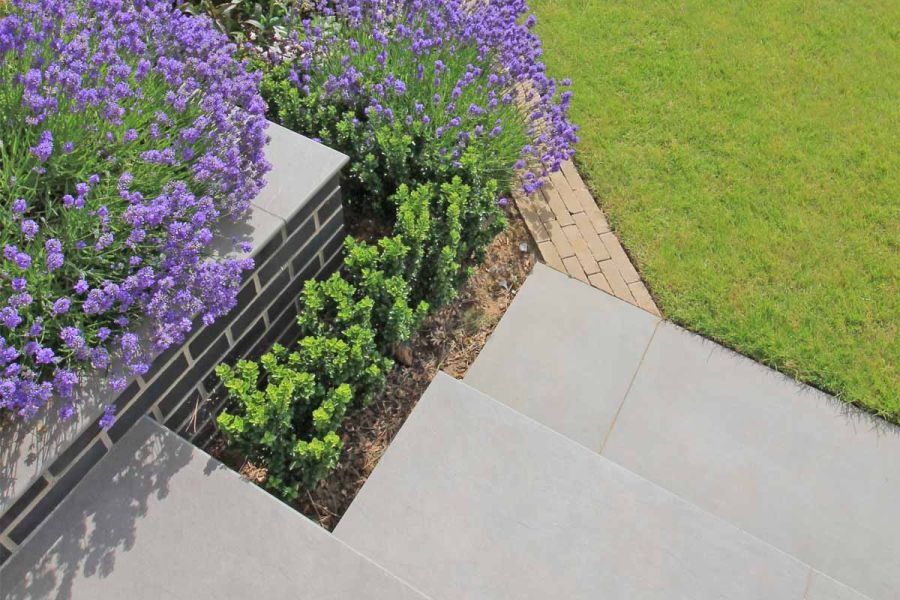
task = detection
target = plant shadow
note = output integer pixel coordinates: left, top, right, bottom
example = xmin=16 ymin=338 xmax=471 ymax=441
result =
xmin=1 ymin=418 xmax=195 ymax=600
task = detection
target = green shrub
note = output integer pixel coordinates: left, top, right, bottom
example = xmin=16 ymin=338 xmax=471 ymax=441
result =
xmin=184 ymin=0 xmax=297 ymax=45
xmin=391 ymin=175 xmax=505 ymax=308
xmin=217 ymin=274 xmax=393 ymax=497
xmin=216 ymin=169 xmax=508 ymax=495
xmin=215 ymin=0 xmax=571 ymax=497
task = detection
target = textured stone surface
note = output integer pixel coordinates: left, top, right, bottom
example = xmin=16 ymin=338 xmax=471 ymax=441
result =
xmin=465 ymin=265 xmax=886 ymax=599
xmin=336 ymin=374 xmax=811 ymax=600
xmin=603 ymin=323 xmax=900 ymax=600
xmin=252 ymin=122 xmax=348 ymax=222
xmin=806 ymin=572 xmax=874 ymax=600
xmin=465 ymin=263 xmax=658 ymax=449
xmin=0 ymin=418 xmax=428 ymax=600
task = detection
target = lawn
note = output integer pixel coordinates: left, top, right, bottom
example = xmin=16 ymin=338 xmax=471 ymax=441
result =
xmin=533 ymin=0 xmax=899 ymax=417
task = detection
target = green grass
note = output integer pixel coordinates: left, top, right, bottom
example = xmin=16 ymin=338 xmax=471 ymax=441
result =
xmin=534 ymin=0 xmax=899 ymax=417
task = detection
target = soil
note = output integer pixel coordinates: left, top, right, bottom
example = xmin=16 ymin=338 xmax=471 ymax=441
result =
xmin=209 ymin=205 xmax=536 ymax=530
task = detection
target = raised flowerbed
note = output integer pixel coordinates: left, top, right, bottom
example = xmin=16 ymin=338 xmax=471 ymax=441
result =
xmin=0 ymin=0 xmax=578 ymax=563
xmin=0 ymin=122 xmax=347 ymax=561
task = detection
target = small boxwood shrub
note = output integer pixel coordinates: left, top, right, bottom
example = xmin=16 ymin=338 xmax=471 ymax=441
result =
xmin=216 ymin=0 xmax=576 ymax=496
xmin=0 ymin=0 xmax=268 ymax=423
xmin=217 ymin=177 xmax=489 ymax=496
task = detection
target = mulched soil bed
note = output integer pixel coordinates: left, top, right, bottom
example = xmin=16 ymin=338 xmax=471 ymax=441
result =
xmin=209 ymin=205 xmax=536 ymax=530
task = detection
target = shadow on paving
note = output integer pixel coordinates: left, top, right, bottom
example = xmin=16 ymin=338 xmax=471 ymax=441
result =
xmin=1 ymin=419 xmax=196 ymax=600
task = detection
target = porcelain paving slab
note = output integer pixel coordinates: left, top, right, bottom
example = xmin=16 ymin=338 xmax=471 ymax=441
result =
xmin=0 ymin=418 xmax=428 ymax=600
xmin=335 ymin=373 xmax=813 ymax=600
xmin=603 ymin=322 xmax=900 ymax=600
xmin=464 ymin=263 xmax=659 ymax=449
xmin=253 ymin=122 xmax=348 ymax=223
xmin=806 ymin=573 xmax=874 ymax=600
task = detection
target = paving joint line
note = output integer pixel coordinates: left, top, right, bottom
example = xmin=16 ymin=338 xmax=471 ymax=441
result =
xmin=597 ymin=318 xmax=661 ymax=454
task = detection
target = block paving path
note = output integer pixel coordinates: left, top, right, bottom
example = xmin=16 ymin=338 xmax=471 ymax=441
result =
xmin=516 ymin=161 xmax=660 ymax=316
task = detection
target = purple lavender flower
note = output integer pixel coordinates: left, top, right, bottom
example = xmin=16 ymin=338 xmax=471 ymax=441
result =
xmin=34 ymin=347 xmax=55 ymax=365
xmin=0 ymin=0 xmax=269 ymax=423
xmin=19 ymin=219 xmax=40 ymax=241
xmin=1 ymin=308 xmax=23 ymax=329
xmin=46 ymin=253 xmax=65 ymax=272
xmin=99 ymin=404 xmax=116 ymax=429
xmin=51 ymin=298 xmax=71 ymax=315
xmin=14 ymin=252 xmax=31 ymax=270
xmin=288 ymin=0 xmax=577 ymax=195
xmin=30 ymin=130 xmax=53 ymax=162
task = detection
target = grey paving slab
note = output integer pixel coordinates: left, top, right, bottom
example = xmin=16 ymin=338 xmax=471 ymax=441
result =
xmin=0 ymin=418 xmax=428 ymax=600
xmin=464 ymin=262 xmax=659 ymax=449
xmin=335 ymin=373 xmax=812 ymax=600
xmin=806 ymin=572 xmax=874 ymax=600
xmin=603 ymin=322 xmax=899 ymax=600
xmin=253 ymin=122 xmax=349 ymax=222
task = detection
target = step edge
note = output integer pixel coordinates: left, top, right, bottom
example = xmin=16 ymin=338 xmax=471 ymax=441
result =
xmin=1 ymin=416 xmax=436 ymax=600
xmin=361 ymin=372 xmax=875 ymax=600
xmin=142 ymin=417 xmax=438 ymax=600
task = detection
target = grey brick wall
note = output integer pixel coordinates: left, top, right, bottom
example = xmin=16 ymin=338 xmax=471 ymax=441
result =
xmin=0 ymin=124 xmax=348 ymax=565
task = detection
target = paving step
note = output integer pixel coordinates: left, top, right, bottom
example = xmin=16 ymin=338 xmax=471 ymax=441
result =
xmin=0 ymin=417 xmax=430 ymax=600
xmin=464 ymin=262 xmax=899 ymax=599
xmin=335 ymin=373 xmax=866 ymax=600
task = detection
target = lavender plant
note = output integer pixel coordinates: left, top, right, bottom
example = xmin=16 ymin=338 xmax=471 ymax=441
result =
xmin=216 ymin=0 xmax=577 ymax=495
xmin=264 ymin=0 xmax=578 ymax=208
xmin=0 ymin=0 xmax=269 ymax=424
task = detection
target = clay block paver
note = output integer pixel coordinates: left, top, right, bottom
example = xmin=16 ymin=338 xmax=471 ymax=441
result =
xmin=574 ymin=188 xmax=611 ymax=234
xmin=541 ymin=185 xmax=574 ymax=226
xmin=588 ymin=272 xmax=613 ymax=294
xmin=531 ymin=192 xmax=556 ymax=224
xmin=628 ymin=281 xmax=661 ymax=317
xmin=550 ymin=171 xmax=582 ymax=214
xmin=517 ymin=161 xmax=657 ymax=314
xmin=600 ymin=232 xmax=641 ymax=284
xmin=546 ymin=220 xmax=574 ymax=258
xmin=599 ymin=259 xmax=634 ymax=303
xmin=562 ymin=225 xmax=600 ymax=275
xmin=560 ymin=160 xmax=586 ymax=190
xmin=537 ymin=241 xmax=565 ymax=272
xmin=514 ymin=194 xmax=550 ymax=243
xmin=562 ymin=255 xmax=589 ymax=284
xmin=573 ymin=212 xmax=610 ymax=261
